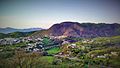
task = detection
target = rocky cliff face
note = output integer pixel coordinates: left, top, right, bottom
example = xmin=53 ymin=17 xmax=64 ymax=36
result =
xmin=32 ymin=22 xmax=120 ymax=38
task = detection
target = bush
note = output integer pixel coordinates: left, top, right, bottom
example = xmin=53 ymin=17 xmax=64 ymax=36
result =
xmin=52 ymin=59 xmax=62 ymax=65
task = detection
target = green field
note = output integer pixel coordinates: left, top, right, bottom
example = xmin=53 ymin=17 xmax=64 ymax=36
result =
xmin=47 ymin=47 xmax=61 ymax=54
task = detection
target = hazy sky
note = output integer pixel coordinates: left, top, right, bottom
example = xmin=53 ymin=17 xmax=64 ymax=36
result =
xmin=0 ymin=0 xmax=120 ymax=29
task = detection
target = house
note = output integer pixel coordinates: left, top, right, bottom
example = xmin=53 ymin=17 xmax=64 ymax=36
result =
xmin=62 ymin=40 xmax=70 ymax=45
xmin=33 ymin=48 xmax=40 ymax=52
xmin=111 ymin=52 xmax=118 ymax=56
xmin=82 ymin=39 xmax=94 ymax=43
xmin=67 ymin=44 xmax=77 ymax=48
xmin=25 ymin=44 xmax=34 ymax=51
xmin=97 ymin=55 xmax=106 ymax=58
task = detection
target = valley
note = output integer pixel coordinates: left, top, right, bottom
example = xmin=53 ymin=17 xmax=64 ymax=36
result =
xmin=0 ymin=22 xmax=120 ymax=68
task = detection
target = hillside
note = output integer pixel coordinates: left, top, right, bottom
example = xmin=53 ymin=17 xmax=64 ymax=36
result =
xmin=31 ymin=22 xmax=120 ymax=38
xmin=0 ymin=31 xmax=36 ymax=39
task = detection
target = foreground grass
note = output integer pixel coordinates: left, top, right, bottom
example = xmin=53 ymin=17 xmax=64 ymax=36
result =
xmin=40 ymin=56 xmax=55 ymax=63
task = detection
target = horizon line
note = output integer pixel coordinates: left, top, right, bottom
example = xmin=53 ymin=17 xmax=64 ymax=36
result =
xmin=0 ymin=21 xmax=120 ymax=29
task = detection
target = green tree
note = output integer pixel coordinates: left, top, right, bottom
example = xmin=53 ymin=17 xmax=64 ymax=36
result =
xmin=42 ymin=37 xmax=53 ymax=46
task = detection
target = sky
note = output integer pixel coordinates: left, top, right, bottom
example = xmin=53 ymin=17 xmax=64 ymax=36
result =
xmin=0 ymin=0 xmax=120 ymax=29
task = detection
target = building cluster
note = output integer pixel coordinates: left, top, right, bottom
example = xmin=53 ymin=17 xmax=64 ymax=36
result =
xmin=0 ymin=38 xmax=22 ymax=45
xmin=25 ymin=42 xmax=43 ymax=52
xmin=0 ymin=37 xmax=43 ymax=45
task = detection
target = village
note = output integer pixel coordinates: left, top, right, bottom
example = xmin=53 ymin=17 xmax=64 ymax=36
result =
xmin=0 ymin=35 xmax=94 ymax=55
xmin=0 ymin=36 xmax=75 ymax=52
xmin=0 ymin=35 xmax=112 ymax=60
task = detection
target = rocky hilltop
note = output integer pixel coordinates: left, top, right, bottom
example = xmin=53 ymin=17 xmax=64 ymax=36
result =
xmin=31 ymin=22 xmax=120 ymax=38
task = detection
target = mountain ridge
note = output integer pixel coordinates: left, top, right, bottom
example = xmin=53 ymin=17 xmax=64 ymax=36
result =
xmin=31 ymin=22 xmax=120 ymax=38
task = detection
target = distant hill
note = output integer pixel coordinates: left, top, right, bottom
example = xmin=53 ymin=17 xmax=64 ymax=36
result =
xmin=0 ymin=31 xmax=36 ymax=39
xmin=31 ymin=22 xmax=120 ymax=38
xmin=0 ymin=27 xmax=43 ymax=34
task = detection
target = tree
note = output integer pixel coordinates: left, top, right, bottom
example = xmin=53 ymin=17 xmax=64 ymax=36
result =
xmin=42 ymin=37 xmax=53 ymax=46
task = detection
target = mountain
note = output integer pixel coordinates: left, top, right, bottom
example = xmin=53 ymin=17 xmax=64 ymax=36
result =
xmin=31 ymin=22 xmax=120 ymax=38
xmin=0 ymin=27 xmax=43 ymax=34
